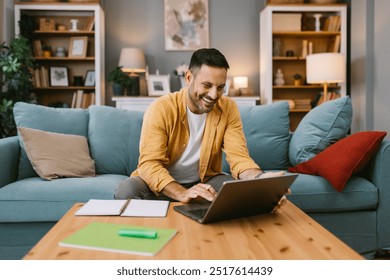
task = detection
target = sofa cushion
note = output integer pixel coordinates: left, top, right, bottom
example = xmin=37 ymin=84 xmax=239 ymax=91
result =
xmin=288 ymin=131 xmax=387 ymax=192
xmin=289 ymin=96 xmax=352 ymax=166
xmin=13 ymin=102 xmax=89 ymax=179
xmin=0 ymin=174 xmax=127 ymax=222
xmin=88 ymin=105 xmax=144 ymax=175
xmin=288 ymin=174 xmax=378 ymax=212
xmin=223 ymin=102 xmax=290 ymax=172
xmin=17 ymin=127 xmax=95 ymax=180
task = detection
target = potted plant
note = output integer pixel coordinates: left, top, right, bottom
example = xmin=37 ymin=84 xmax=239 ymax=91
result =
xmin=108 ymin=66 xmax=132 ymax=96
xmin=0 ymin=36 xmax=37 ymax=138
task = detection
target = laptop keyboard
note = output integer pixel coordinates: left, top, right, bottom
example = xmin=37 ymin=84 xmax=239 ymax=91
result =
xmin=188 ymin=208 xmax=208 ymax=218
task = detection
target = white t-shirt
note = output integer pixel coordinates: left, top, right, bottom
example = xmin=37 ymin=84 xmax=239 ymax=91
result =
xmin=168 ymin=107 xmax=207 ymax=183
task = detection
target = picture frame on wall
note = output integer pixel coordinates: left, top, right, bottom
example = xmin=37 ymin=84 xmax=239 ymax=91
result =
xmin=164 ymin=0 xmax=209 ymax=51
xmin=68 ymin=36 xmax=88 ymax=58
xmin=147 ymin=75 xmax=171 ymax=96
xmin=49 ymin=66 xmax=69 ymax=87
xmin=84 ymin=70 xmax=95 ymax=86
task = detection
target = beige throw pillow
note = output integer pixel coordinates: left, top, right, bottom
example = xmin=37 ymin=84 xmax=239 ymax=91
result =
xmin=18 ymin=126 xmax=96 ymax=180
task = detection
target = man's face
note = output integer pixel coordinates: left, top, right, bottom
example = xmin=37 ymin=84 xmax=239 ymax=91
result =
xmin=185 ymin=65 xmax=227 ymax=114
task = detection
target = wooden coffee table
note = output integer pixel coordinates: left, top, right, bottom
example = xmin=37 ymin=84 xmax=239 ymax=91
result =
xmin=23 ymin=201 xmax=363 ymax=260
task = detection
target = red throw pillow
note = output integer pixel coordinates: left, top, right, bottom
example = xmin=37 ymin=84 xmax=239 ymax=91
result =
xmin=288 ymin=131 xmax=387 ymax=192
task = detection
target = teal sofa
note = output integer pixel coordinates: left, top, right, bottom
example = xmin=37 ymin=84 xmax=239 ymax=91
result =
xmin=0 ymin=98 xmax=389 ymax=260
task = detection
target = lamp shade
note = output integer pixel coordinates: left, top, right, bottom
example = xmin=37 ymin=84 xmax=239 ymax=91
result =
xmin=306 ymin=53 xmax=346 ymax=84
xmin=118 ymin=48 xmax=146 ymax=73
xmin=233 ymin=76 xmax=248 ymax=89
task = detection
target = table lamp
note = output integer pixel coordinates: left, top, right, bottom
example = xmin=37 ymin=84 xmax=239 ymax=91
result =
xmin=306 ymin=53 xmax=345 ymax=102
xmin=118 ymin=48 xmax=146 ymax=96
xmin=233 ymin=76 xmax=249 ymax=95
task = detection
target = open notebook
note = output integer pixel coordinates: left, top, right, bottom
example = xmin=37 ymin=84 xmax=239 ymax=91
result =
xmin=75 ymin=199 xmax=169 ymax=217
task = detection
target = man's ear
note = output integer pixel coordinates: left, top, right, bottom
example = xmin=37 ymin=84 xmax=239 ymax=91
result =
xmin=184 ymin=70 xmax=192 ymax=86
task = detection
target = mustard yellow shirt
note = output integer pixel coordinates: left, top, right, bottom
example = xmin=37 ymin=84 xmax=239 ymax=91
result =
xmin=132 ymin=88 xmax=259 ymax=194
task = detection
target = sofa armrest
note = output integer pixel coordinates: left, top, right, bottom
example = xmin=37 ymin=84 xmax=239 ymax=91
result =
xmin=363 ymin=139 xmax=390 ymax=252
xmin=0 ymin=136 xmax=20 ymax=188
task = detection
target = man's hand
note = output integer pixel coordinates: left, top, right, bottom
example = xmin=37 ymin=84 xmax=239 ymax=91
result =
xmin=186 ymin=183 xmax=217 ymax=203
xmin=161 ymin=181 xmax=217 ymax=203
xmin=257 ymin=170 xmax=285 ymax=179
xmin=239 ymin=169 xmax=285 ymax=180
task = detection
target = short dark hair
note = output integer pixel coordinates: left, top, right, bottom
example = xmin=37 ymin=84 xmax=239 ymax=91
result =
xmin=189 ymin=48 xmax=230 ymax=71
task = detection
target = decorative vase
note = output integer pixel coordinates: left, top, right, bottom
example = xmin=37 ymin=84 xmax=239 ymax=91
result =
xmin=127 ymin=75 xmax=140 ymax=96
xmin=274 ymin=69 xmax=285 ymax=86
xmin=301 ymin=40 xmax=308 ymax=58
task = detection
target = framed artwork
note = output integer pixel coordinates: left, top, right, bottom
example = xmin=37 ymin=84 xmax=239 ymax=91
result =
xmin=147 ymin=75 xmax=171 ymax=96
xmin=164 ymin=0 xmax=209 ymax=51
xmin=84 ymin=70 xmax=95 ymax=86
xmin=68 ymin=36 xmax=88 ymax=58
xmin=49 ymin=66 xmax=69 ymax=86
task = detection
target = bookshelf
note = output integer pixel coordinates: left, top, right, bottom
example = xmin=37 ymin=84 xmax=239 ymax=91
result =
xmin=14 ymin=2 xmax=105 ymax=108
xmin=260 ymin=4 xmax=347 ymax=131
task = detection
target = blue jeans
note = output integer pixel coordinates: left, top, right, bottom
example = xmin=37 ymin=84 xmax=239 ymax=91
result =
xmin=114 ymin=174 xmax=234 ymax=201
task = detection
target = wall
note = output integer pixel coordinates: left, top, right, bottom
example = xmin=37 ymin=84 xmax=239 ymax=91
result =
xmin=349 ymin=0 xmax=390 ymax=138
xmin=372 ymin=0 xmax=390 ymax=137
xmin=103 ymin=0 xmax=265 ymax=105
xmin=0 ymin=0 xmax=13 ymax=44
xmin=3 ymin=0 xmax=389 ymax=137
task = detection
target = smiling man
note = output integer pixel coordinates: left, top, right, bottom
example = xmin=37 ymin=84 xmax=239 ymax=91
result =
xmin=115 ymin=48 xmax=269 ymax=203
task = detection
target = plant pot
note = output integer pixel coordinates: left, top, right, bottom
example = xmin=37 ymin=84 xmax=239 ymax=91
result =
xmin=112 ymin=83 xmax=125 ymax=96
xmin=294 ymin=79 xmax=302 ymax=86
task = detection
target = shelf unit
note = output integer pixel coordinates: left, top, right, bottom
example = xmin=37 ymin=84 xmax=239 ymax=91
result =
xmin=260 ymin=4 xmax=347 ymax=131
xmin=14 ymin=2 xmax=105 ymax=107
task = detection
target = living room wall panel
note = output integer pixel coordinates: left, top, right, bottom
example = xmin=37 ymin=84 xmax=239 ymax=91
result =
xmin=103 ymin=0 xmax=265 ymax=105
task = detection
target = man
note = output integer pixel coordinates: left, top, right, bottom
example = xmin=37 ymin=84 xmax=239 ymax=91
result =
xmin=115 ymin=48 xmax=284 ymax=203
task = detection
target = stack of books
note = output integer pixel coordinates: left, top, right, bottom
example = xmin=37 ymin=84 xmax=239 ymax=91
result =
xmin=324 ymin=15 xmax=341 ymax=32
xmin=32 ymin=66 xmax=49 ymax=88
xmin=71 ymin=90 xmax=96 ymax=109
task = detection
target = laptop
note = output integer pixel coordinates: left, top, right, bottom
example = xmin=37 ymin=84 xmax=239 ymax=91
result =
xmin=173 ymin=174 xmax=298 ymax=224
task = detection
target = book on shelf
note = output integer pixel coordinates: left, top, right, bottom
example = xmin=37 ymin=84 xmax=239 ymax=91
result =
xmin=72 ymin=91 xmax=95 ymax=109
xmin=84 ymin=16 xmax=95 ymax=31
xmin=32 ymin=68 xmax=41 ymax=88
xmin=59 ymin=222 xmax=177 ymax=256
xmin=40 ymin=66 xmax=49 ymax=87
xmin=311 ymin=92 xmax=341 ymax=108
xmin=327 ymin=35 xmax=341 ymax=53
xmin=75 ymin=199 xmax=170 ymax=217
xmin=324 ymin=15 xmax=341 ymax=32
xmin=33 ymin=40 xmax=42 ymax=57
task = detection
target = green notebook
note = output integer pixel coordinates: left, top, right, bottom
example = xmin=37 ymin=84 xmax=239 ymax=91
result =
xmin=59 ymin=222 xmax=177 ymax=256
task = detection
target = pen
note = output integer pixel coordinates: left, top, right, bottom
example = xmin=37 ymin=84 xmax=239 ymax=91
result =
xmin=118 ymin=228 xmax=158 ymax=239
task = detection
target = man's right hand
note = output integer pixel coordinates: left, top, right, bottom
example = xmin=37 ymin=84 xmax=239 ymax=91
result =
xmin=161 ymin=181 xmax=217 ymax=203
xmin=186 ymin=183 xmax=217 ymax=203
